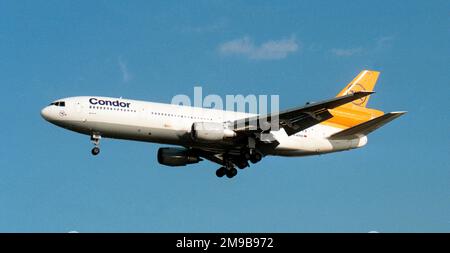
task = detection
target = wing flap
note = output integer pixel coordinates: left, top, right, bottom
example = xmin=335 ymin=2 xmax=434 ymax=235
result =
xmin=328 ymin=111 xmax=406 ymax=140
xmin=281 ymin=109 xmax=333 ymax=135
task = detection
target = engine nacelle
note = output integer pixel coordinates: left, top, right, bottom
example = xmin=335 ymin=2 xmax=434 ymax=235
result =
xmin=157 ymin=147 xmax=201 ymax=167
xmin=191 ymin=122 xmax=236 ymax=142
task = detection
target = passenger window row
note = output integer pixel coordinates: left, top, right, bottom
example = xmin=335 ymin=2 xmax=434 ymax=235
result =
xmin=88 ymin=105 xmax=214 ymax=120
xmin=89 ymin=106 xmax=136 ymax=112
xmin=150 ymin=111 xmax=212 ymax=121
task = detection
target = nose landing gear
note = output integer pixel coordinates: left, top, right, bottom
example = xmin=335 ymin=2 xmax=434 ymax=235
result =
xmin=90 ymin=133 xmax=101 ymax=156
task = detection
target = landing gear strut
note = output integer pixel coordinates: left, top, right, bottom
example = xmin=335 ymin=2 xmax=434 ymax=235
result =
xmin=249 ymin=151 xmax=262 ymax=164
xmin=244 ymin=149 xmax=263 ymax=164
xmin=90 ymin=133 xmax=101 ymax=156
xmin=246 ymin=137 xmax=262 ymax=164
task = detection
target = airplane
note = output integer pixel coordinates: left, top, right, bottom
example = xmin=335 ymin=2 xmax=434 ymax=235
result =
xmin=41 ymin=70 xmax=406 ymax=178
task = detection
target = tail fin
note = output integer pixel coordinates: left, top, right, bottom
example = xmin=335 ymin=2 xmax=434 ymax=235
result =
xmin=336 ymin=70 xmax=379 ymax=108
xmin=324 ymin=70 xmax=406 ymax=133
xmin=326 ymin=70 xmax=384 ymax=129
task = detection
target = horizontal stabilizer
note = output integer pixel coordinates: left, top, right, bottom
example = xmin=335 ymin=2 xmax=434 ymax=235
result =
xmin=328 ymin=111 xmax=406 ymax=140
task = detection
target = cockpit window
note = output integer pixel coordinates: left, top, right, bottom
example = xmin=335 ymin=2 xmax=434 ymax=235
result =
xmin=50 ymin=101 xmax=66 ymax=107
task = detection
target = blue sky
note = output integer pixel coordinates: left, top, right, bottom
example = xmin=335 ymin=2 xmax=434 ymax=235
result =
xmin=0 ymin=0 xmax=449 ymax=232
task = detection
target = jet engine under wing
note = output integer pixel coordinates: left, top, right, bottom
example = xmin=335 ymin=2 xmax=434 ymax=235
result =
xmin=232 ymin=91 xmax=374 ymax=136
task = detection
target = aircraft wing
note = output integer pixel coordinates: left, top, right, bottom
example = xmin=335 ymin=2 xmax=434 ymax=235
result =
xmin=192 ymin=148 xmax=224 ymax=165
xmin=231 ymin=91 xmax=374 ymax=136
xmin=192 ymin=148 xmax=239 ymax=166
xmin=191 ymin=142 xmax=280 ymax=166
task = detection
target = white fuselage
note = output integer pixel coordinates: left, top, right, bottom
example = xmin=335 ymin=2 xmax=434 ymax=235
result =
xmin=41 ymin=96 xmax=367 ymax=157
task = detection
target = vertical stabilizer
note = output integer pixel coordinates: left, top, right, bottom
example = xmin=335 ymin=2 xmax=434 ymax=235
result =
xmin=336 ymin=70 xmax=380 ymax=108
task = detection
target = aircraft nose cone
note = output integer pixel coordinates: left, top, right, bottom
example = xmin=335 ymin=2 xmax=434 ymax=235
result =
xmin=40 ymin=107 xmax=51 ymax=121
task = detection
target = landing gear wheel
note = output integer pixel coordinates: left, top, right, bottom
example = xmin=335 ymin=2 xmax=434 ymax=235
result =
xmin=253 ymin=152 xmax=262 ymax=162
xmin=249 ymin=152 xmax=262 ymax=164
xmin=216 ymin=167 xmax=226 ymax=178
xmin=90 ymin=133 xmax=101 ymax=156
xmin=226 ymin=168 xmax=238 ymax=178
xmin=236 ymin=161 xmax=249 ymax=170
xmin=91 ymin=147 xmax=100 ymax=156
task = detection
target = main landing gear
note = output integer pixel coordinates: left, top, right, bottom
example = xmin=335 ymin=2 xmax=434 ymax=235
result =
xmin=90 ymin=133 xmax=101 ymax=156
xmin=216 ymin=149 xmax=263 ymax=179
xmin=244 ymin=137 xmax=262 ymax=164
xmin=244 ymin=149 xmax=262 ymax=164
xmin=216 ymin=157 xmax=238 ymax=178
xmin=216 ymin=164 xmax=238 ymax=179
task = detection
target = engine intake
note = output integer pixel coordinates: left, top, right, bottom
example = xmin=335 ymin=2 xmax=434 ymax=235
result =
xmin=157 ymin=147 xmax=201 ymax=166
xmin=191 ymin=122 xmax=236 ymax=142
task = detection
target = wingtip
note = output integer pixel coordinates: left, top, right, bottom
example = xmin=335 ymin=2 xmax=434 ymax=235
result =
xmin=362 ymin=69 xmax=380 ymax=74
xmin=353 ymin=91 xmax=375 ymax=96
xmin=390 ymin=111 xmax=407 ymax=115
